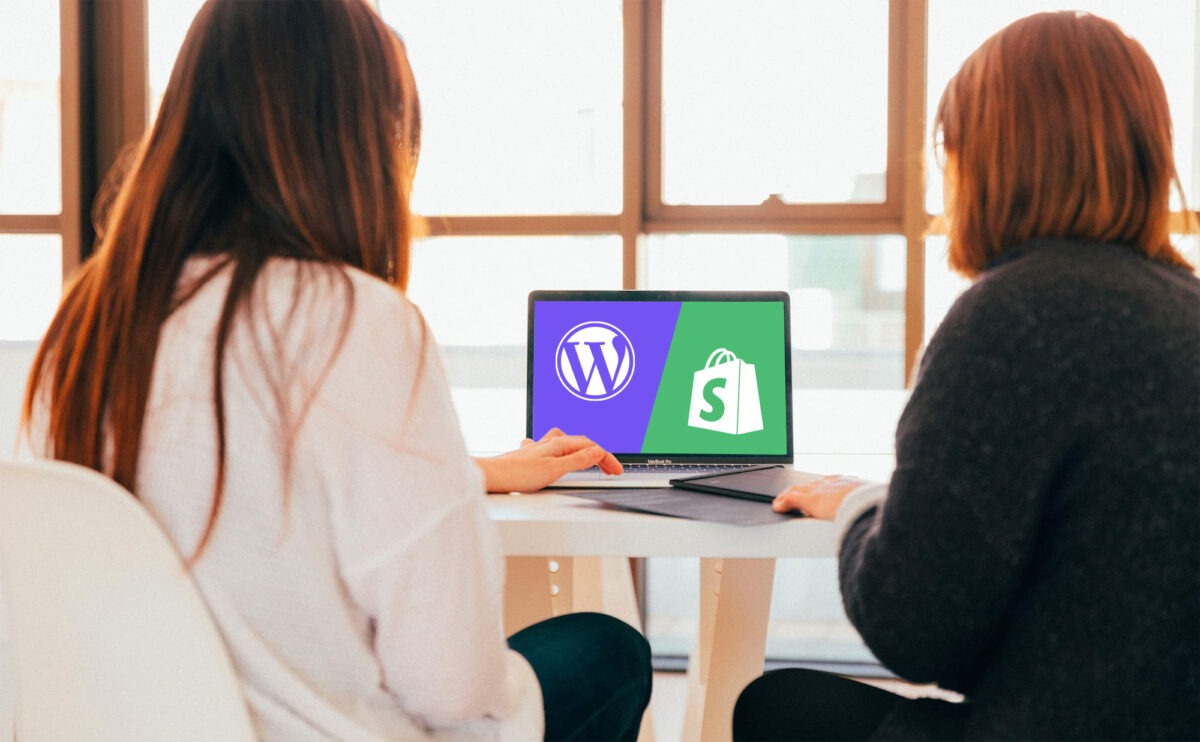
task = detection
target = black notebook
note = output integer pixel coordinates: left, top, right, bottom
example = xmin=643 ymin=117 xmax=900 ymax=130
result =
xmin=670 ymin=465 xmax=823 ymax=503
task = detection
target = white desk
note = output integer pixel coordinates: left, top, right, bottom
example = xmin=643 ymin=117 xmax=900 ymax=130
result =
xmin=489 ymin=492 xmax=837 ymax=742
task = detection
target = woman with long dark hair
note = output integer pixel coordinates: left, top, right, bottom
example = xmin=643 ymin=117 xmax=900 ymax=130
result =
xmin=736 ymin=11 xmax=1199 ymax=741
xmin=23 ymin=2 xmax=649 ymax=740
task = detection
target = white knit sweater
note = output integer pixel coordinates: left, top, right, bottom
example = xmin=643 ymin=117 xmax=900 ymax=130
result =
xmin=129 ymin=257 xmax=541 ymax=741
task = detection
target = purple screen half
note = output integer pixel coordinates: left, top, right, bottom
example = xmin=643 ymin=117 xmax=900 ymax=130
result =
xmin=530 ymin=300 xmax=680 ymax=453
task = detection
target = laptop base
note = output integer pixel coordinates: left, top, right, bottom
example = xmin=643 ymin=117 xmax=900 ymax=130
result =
xmin=547 ymin=464 xmax=761 ymax=489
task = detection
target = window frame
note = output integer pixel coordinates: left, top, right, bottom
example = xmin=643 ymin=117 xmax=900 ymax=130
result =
xmin=420 ymin=0 xmax=931 ymax=384
xmin=0 ymin=0 xmax=83 ymax=282
xmin=29 ymin=0 xmax=1200 ymax=380
xmin=643 ymin=0 xmax=907 ymax=225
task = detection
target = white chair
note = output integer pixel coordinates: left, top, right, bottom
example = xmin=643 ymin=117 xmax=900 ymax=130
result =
xmin=0 ymin=459 xmax=256 ymax=741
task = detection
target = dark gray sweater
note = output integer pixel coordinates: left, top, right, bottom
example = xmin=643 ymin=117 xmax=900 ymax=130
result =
xmin=840 ymin=239 xmax=1200 ymax=741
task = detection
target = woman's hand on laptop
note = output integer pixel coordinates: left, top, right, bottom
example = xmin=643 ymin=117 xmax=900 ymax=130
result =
xmin=475 ymin=429 xmax=623 ymax=493
xmin=772 ymin=475 xmax=867 ymax=520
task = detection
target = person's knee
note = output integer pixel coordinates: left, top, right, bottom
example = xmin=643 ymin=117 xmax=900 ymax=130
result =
xmin=735 ymin=668 xmax=902 ymax=742
xmin=560 ymin=612 xmax=652 ymax=686
xmin=519 ymin=612 xmax=652 ymax=741
xmin=735 ymin=668 xmax=807 ymax=721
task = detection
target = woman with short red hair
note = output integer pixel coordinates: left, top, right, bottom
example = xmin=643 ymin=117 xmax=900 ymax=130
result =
xmin=737 ymin=11 xmax=1199 ymax=741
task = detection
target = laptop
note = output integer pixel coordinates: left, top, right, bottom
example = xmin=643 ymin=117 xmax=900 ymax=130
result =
xmin=527 ymin=290 xmax=793 ymax=487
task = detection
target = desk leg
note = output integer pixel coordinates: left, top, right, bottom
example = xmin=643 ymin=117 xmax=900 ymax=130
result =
xmin=681 ymin=558 xmax=776 ymax=742
xmin=505 ymin=556 xmax=608 ymax=632
xmin=503 ymin=557 xmax=656 ymax=742
xmin=504 ymin=557 xmax=555 ymax=635
xmin=553 ymin=556 xmax=602 ymax=614
xmin=504 ymin=556 xmax=610 ymax=631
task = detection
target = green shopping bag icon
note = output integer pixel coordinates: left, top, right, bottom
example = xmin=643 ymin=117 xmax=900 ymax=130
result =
xmin=686 ymin=348 xmax=763 ymax=435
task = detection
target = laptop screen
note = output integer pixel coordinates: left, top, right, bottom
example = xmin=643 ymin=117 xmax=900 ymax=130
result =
xmin=527 ymin=291 xmax=793 ymax=463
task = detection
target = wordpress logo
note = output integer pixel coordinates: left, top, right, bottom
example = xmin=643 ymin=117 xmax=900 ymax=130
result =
xmin=556 ymin=321 xmax=635 ymax=401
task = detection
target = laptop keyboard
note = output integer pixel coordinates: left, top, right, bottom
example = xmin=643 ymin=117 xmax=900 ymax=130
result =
xmin=595 ymin=464 xmax=759 ymax=475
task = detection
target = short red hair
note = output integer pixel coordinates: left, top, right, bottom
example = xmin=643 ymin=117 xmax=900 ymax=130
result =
xmin=935 ymin=11 xmax=1194 ymax=277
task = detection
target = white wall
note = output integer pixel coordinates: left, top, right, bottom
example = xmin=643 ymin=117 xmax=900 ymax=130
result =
xmin=0 ymin=343 xmax=37 ymax=459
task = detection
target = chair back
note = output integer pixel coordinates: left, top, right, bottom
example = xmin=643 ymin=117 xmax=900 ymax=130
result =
xmin=0 ymin=459 xmax=256 ymax=741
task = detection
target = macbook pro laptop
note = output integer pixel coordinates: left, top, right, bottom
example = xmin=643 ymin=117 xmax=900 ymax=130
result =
xmin=527 ymin=290 xmax=793 ymax=487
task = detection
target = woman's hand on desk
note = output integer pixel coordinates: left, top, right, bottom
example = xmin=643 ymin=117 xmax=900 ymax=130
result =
xmin=772 ymin=475 xmax=868 ymax=520
xmin=474 ymin=429 xmax=623 ymax=493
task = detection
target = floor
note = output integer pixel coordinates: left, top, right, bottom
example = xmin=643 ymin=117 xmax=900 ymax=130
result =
xmin=649 ymin=671 xmax=688 ymax=742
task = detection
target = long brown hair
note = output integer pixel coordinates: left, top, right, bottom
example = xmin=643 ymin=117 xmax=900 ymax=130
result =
xmin=23 ymin=0 xmax=421 ymax=559
xmin=935 ymin=11 xmax=1193 ymax=277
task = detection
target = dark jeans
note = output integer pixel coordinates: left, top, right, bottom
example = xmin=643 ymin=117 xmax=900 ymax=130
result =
xmin=733 ymin=668 xmax=898 ymax=741
xmin=734 ymin=668 xmax=964 ymax=742
xmin=508 ymin=612 xmax=653 ymax=742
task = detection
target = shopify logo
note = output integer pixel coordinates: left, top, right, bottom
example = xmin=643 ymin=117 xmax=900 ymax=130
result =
xmin=687 ymin=348 xmax=763 ymax=434
xmin=556 ymin=321 xmax=635 ymax=401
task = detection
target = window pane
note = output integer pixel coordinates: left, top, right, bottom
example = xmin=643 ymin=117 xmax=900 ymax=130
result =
xmin=406 ymin=235 xmax=622 ymax=452
xmin=926 ymin=1 xmax=1198 ymax=213
xmin=148 ymin=0 xmax=207 ymax=122
xmin=1176 ymin=234 xmax=1200 ymax=271
xmin=0 ymin=1 xmax=60 ymax=214
xmin=0 ymin=234 xmax=61 ymax=340
xmin=644 ymin=234 xmax=906 ymax=388
xmin=662 ymin=1 xmax=889 ymax=206
xmin=922 ymin=236 xmax=971 ymax=347
xmin=151 ymin=2 xmax=624 ymax=216
xmin=378 ymin=1 xmax=623 ymax=216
